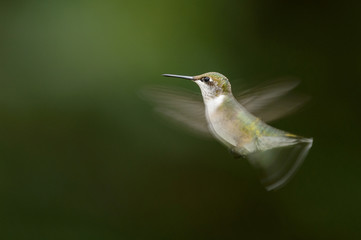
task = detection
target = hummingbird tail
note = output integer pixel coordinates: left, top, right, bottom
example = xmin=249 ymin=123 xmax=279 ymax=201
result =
xmin=247 ymin=136 xmax=313 ymax=191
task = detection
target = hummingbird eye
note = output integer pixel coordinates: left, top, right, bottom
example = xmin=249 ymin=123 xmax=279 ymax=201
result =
xmin=201 ymin=77 xmax=210 ymax=82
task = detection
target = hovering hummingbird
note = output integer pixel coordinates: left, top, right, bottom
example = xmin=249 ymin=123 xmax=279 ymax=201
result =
xmin=145 ymin=72 xmax=313 ymax=191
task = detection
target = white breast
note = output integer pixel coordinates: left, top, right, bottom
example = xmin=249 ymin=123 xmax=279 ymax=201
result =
xmin=204 ymin=95 xmax=225 ymax=115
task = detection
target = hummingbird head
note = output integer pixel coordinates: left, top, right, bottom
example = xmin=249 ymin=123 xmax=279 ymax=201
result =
xmin=163 ymin=72 xmax=232 ymax=99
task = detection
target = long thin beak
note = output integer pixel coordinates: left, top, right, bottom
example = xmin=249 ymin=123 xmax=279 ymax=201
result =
xmin=162 ymin=74 xmax=194 ymax=80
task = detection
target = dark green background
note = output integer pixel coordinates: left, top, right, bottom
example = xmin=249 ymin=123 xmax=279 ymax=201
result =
xmin=1 ymin=1 xmax=360 ymax=239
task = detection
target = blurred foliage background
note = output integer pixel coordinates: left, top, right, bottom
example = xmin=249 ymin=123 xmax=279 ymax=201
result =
xmin=1 ymin=0 xmax=361 ymax=239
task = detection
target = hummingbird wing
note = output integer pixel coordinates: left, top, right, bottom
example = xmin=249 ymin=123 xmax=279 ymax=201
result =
xmin=236 ymin=79 xmax=310 ymax=122
xmin=140 ymin=86 xmax=210 ymax=137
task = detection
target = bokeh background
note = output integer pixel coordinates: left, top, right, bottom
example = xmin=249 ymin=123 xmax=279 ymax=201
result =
xmin=1 ymin=0 xmax=361 ymax=239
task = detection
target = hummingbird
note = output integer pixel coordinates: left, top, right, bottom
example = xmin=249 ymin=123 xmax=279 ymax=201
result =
xmin=145 ymin=72 xmax=313 ymax=191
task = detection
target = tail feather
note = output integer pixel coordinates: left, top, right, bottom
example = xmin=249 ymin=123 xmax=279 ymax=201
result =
xmin=247 ymin=137 xmax=313 ymax=191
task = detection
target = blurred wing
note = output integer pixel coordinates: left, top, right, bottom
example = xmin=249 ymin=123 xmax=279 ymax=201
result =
xmin=237 ymin=79 xmax=310 ymax=122
xmin=141 ymin=86 xmax=210 ymax=137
